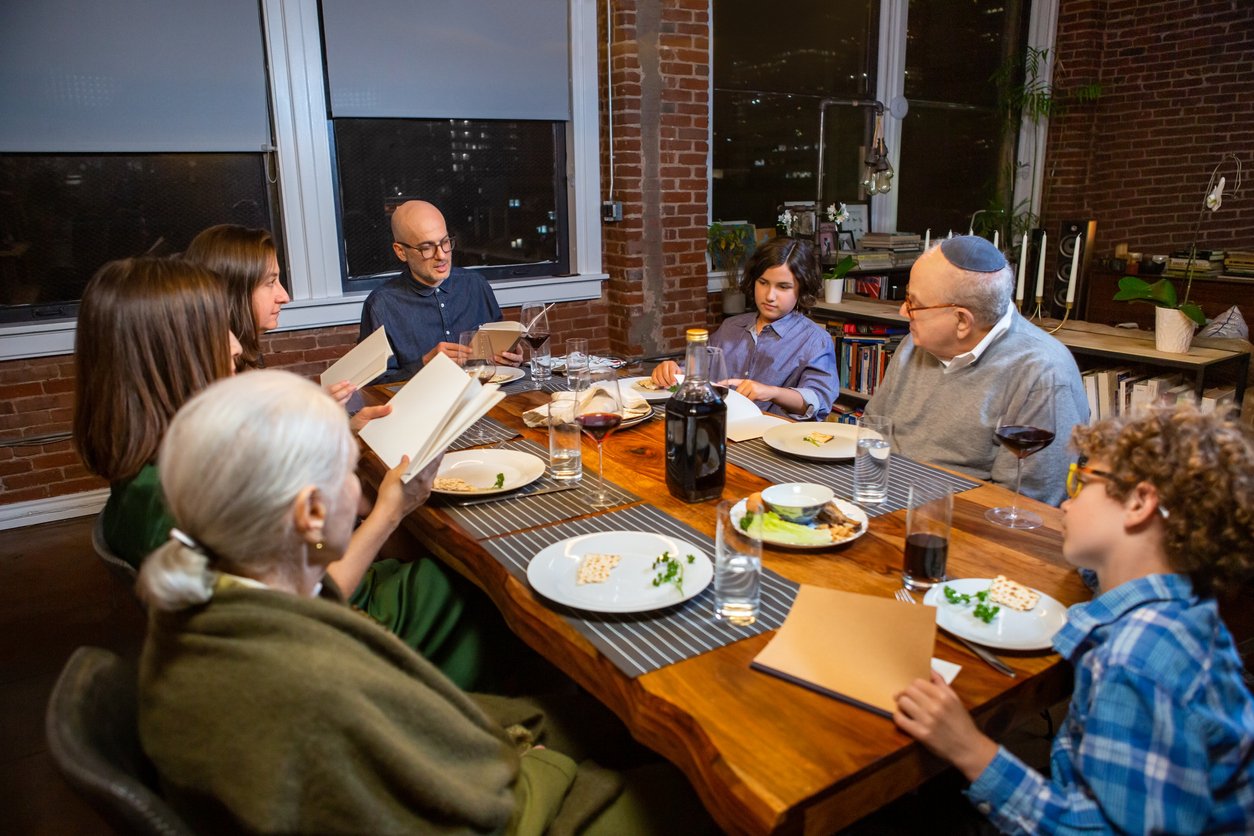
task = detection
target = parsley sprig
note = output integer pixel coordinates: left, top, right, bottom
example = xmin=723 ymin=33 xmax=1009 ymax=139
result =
xmin=943 ymin=585 xmax=1001 ymax=624
xmin=652 ymin=550 xmax=696 ymax=594
xmin=493 ymin=472 xmax=505 ymax=489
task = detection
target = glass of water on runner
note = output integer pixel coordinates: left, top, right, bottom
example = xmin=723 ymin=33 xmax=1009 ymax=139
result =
xmin=853 ymin=415 xmax=892 ymax=504
xmin=714 ymin=499 xmax=762 ymax=625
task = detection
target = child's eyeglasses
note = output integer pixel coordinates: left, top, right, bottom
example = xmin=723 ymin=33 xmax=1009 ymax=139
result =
xmin=1065 ymin=462 xmax=1115 ymax=499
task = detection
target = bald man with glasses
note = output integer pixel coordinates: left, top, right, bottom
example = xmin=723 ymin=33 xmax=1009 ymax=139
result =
xmin=360 ymin=200 xmax=522 ymax=382
xmin=863 ymin=236 xmax=1088 ymax=505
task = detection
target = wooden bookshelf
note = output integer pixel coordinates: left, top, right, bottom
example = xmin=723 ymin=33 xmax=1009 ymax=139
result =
xmin=812 ymin=296 xmax=1250 ymax=406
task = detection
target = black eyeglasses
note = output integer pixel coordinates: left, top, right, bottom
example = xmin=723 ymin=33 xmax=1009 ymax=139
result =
xmin=396 ymin=235 xmax=455 ymax=259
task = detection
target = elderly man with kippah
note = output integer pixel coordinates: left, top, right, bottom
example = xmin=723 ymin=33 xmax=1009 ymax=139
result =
xmin=864 ymin=236 xmax=1089 ymax=505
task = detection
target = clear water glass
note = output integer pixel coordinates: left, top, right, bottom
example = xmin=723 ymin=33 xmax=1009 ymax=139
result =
xmin=531 ymin=339 xmax=552 ymax=384
xmin=714 ymin=500 xmax=761 ymax=625
xmin=853 ymin=415 xmax=892 ymax=504
xmin=566 ymin=338 xmax=589 ymax=379
xmin=547 ymin=397 xmax=582 ymax=482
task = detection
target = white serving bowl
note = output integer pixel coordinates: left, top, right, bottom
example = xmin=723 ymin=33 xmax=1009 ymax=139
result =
xmin=761 ymin=482 xmax=835 ymax=524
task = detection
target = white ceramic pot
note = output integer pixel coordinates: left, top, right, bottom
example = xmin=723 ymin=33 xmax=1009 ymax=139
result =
xmin=824 ymin=279 xmax=845 ymax=304
xmin=1154 ymin=306 xmax=1195 ymax=354
xmin=722 ymin=287 xmax=746 ymax=315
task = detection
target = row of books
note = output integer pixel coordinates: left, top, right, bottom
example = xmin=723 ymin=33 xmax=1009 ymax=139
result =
xmin=826 ymin=321 xmax=908 ymax=401
xmin=1081 ymin=367 xmax=1236 ymax=420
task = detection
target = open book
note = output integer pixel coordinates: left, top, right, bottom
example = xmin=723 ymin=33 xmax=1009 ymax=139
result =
xmin=357 ymin=352 xmax=505 ymax=481
xmin=724 ymin=388 xmax=788 ymax=442
xmin=320 ymin=325 xmax=393 ymax=391
xmin=751 ymin=586 xmax=936 ymax=717
xmin=478 ymin=321 xmax=525 ymax=357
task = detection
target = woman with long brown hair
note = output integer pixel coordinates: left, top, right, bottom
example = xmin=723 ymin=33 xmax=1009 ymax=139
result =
xmin=73 ymin=257 xmax=238 ymax=566
xmin=72 ymin=256 xmax=496 ymax=689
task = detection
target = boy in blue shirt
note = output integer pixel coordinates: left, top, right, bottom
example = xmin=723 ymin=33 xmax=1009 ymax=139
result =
xmin=894 ymin=404 xmax=1254 ymax=833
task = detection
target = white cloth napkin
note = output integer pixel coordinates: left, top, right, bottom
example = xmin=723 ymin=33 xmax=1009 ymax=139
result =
xmin=522 ymin=387 xmax=650 ymax=427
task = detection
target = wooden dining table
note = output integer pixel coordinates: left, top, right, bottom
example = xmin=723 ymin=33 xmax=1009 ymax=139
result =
xmin=358 ymin=383 xmax=1090 ymax=835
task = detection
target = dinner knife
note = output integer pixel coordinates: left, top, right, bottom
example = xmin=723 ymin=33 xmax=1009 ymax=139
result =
xmin=453 ymin=484 xmax=580 ymax=507
xmin=950 ymin=634 xmax=1017 ymax=678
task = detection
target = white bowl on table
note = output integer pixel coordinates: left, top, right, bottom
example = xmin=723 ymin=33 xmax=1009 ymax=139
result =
xmin=761 ymin=482 xmax=835 ymax=524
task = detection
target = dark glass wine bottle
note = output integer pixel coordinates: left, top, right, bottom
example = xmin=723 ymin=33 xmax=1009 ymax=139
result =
xmin=665 ymin=328 xmax=727 ymax=502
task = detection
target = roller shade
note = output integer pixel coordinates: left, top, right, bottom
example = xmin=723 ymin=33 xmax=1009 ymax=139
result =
xmin=322 ymin=0 xmax=571 ymax=121
xmin=0 ymin=0 xmax=270 ymax=153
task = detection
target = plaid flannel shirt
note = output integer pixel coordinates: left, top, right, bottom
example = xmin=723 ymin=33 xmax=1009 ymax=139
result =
xmin=968 ymin=574 xmax=1254 ymax=834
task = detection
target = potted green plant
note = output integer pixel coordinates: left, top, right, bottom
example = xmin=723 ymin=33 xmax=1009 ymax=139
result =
xmin=823 ymin=255 xmax=857 ymax=304
xmin=707 ymin=222 xmax=754 ymax=314
xmin=1113 ymin=154 xmax=1238 ymax=353
xmin=1113 ymin=276 xmax=1205 ymax=353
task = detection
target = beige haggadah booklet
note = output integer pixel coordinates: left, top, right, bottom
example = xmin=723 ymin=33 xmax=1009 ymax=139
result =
xmin=752 ymin=585 xmax=936 ymax=717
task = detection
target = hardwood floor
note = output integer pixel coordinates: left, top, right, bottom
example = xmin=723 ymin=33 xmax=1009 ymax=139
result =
xmin=0 ymin=514 xmax=145 ymax=835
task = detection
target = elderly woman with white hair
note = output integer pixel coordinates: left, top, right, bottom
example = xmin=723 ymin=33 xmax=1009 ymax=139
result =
xmin=136 ymin=370 xmax=710 ymax=835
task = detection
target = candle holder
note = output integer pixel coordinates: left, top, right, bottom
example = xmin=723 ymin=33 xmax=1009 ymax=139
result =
xmin=1030 ymin=295 xmax=1045 ymax=321
xmin=1047 ymin=302 xmax=1073 ymax=334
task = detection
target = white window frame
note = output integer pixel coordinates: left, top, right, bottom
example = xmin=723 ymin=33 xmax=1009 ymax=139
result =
xmin=0 ymin=0 xmax=604 ymax=360
xmin=706 ymin=0 xmax=1057 ymax=284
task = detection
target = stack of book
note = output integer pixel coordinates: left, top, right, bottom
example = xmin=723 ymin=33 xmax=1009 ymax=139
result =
xmin=858 ymin=232 xmax=922 ymax=252
xmin=1225 ymin=251 xmax=1254 ymax=277
xmin=1163 ymin=249 xmax=1226 ymax=279
xmin=1079 ymin=367 xmax=1236 ymax=420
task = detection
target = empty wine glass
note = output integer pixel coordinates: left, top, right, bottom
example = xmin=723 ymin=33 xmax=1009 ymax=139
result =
xmin=520 ymin=302 xmax=551 ymax=391
xmin=574 ymin=368 xmax=623 ymax=508
xmin=458 ymin=330 xmax=496 ymax=444
xmin=985 ymin=384 xmax=1056 ymax=529
xmin=707 ymin=346 xmax=729 ymax=399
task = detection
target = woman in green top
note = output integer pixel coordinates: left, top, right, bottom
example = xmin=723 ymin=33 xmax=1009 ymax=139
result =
xmin=137 ymin=370 xmax=709 ymax=835
xmin=72 ymin=257 xmax=497 ymax=690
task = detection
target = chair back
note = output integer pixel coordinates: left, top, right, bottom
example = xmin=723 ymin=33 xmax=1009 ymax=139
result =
xmin=45 ymin=647 xmax=193 ymax=836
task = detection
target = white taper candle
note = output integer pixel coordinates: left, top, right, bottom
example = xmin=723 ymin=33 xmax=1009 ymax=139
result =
xmin=1035 ymin=232 xmax=1047 ymax=299
xmin=1015 ymin=233 xmax=1027 ymax=302
xmin=1066 ymin=233 xmax=1082 ymax=305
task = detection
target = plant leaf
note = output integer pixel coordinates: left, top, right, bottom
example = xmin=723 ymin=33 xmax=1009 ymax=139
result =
xmin=1145 ymin=279 xmax=1179 ymax=308
xmin=1180 ymin=301 xmax=1207 ymax=327
xmin=1113 ymin=276 xmax=1152 ymax=301
xmin=825 ymin=255 xmax=857 ymax=281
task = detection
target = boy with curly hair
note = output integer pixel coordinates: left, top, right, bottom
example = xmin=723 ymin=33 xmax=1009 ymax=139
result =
xmin=893 ymin=404 xmax=1254 ymax=833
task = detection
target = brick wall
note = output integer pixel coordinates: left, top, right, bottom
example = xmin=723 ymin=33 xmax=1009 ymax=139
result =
xmin=1042 ymin=0 xmax=1254 ymax=320
xmin=601 ymin=0 xmax=713 ymax=356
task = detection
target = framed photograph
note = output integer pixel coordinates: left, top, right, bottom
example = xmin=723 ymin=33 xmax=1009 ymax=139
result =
xmin=838 ymin=230 xmax=857 ymax=252
xmin=843 ymin=204 xmax=869 ymax=245
xmin=817 ymin=227 xmax=837 ymax=263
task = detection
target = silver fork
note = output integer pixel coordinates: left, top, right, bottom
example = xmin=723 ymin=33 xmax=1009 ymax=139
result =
xmin=894 ymin=587 xmax=1017 ymax=678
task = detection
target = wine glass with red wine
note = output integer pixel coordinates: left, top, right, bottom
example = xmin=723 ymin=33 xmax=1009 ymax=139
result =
xmin=574 ymin=368 xmax=624 ymax=508
xmin=519 ymin=302 xmax=551 ymax=391
xmin=985 ymin=389 xmax=1056 ymax=529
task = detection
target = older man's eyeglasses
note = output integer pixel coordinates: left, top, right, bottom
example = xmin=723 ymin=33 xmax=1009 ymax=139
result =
xmin=902 ymin=295 xmax=960 ymax=320
xmin=397 ymin=236 xmax=456 ymax=259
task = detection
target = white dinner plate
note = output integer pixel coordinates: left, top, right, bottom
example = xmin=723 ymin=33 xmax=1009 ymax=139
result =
xmin=730 ymin=497 xmax=868 ymax=550
xmin=527 ymin=530 xmax=713 ymax=613
xmin=922 ymin=577 xmax=1067 ymax=651
xmin=762 ymin=421 xmax=864 ymax=461
xmin=486 ymin=367 xmax=526 ymax=385
xmin=432 ymin=449 xmax=546 ymax=496
xmin=621 ymin=375 xmax=679 ymax=402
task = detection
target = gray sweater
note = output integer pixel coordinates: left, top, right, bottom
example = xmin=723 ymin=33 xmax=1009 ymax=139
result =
xmin=865 ymin=311 xmax=1088 ymax=505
